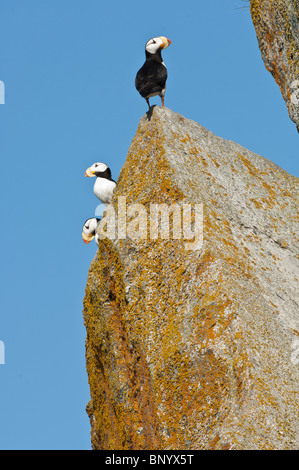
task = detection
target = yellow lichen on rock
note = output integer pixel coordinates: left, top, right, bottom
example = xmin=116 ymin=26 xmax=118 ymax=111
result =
xmin=83 ymin=106 xmax=299 ymax=450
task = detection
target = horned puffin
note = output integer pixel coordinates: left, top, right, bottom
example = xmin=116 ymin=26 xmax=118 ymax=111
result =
xmin=135 ymin=36 xmax=171 ymax=110
xmin=82 ymin=218 xmax=101 ymax=245
xmin=85 ymin=162 xmax=116 ymax=205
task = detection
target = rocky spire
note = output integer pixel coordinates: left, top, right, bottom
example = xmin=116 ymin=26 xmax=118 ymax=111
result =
xmin=83 ymin=106 xmax=299 ymax=450
xmin=251 ymin=0 xmax=299 ymax=132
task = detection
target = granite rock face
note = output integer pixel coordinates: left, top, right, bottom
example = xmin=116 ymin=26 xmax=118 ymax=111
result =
xmin=83 ymin=106 xmax=299 ymax=450
xmin=251 ymin=0 xmax=299 ymax=131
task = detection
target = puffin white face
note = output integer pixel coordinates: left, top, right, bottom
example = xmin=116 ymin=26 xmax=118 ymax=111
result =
xmin=145 ymin=36 xmax=171 ymax=54
xmin=85 ymin=162 xmax=109 ymax=177
xmin=82 ymin=218 xmax=99 ymax=244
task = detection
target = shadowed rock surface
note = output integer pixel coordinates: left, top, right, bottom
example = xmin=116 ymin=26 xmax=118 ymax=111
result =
xmin=251 ymin=0 xmax=299 ymax=131
xmin=83 ymin=106 xmax=299 ymax=450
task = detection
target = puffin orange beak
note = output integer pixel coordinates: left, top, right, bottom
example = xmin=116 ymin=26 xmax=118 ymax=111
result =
xmin=159 ymin=36 xmax=172 ymax=49
xmin=85 ymin=167 xmax=95 ymax=177
xmin=82 ymin=232 xmax=94 ymax=244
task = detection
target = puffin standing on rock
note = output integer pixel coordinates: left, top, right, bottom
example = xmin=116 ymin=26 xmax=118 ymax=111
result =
xmin=82 ymin=218 xmax=101 ymax=245
xmin=135 ymin=36 xmax=171 ymax=110
xmin=85 ymin=162 xmax=116 ymax=205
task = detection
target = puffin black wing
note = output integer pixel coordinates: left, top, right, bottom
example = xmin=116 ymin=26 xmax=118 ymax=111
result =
xmin=135 ymin=61 xmax=167 ymax=98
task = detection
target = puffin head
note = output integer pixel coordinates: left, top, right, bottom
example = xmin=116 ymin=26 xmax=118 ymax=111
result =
xmin=145 ymin=36 xmax=171 ymax=55
xmin=85 ymin=162 xmax=110 ymax=177
xmin=82 ymin=218 xmax=100 ymax=244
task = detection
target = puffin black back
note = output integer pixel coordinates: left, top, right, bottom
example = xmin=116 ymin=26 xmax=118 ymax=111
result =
xmin=135 ymin=60 xmax=168 ymax=98
xmin=135 ymin=36 xmax=171 ymax=109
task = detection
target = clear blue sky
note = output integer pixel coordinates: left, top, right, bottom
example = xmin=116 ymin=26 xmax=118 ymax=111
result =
xmin=0 ymin=0 xmax=297 ymax=450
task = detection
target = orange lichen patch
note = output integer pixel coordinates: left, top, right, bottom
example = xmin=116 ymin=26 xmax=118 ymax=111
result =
xmin=261 ymin=181 xmax=277 ymax=199
xmin=189 ymin=145 xmax=200 ymax=156
xmin=208 ymin=155 xmax=220 ymax=168
xmin=198 ymin=158 xmax=207 ymax=168
xmin=84 ymin=240 xmax=163 ymax=450
xmin=236 ymin=153 xmax=260 ymax=177
xmin=179 ymin=134 xmax=192 ymax=144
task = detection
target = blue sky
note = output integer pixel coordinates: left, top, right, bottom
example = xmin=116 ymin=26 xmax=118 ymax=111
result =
xmin=0 ymin=0 xmax=298 ymax=450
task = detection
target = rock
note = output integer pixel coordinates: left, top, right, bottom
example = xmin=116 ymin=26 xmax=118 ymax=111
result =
xmin=250 ymin=0 xmax=299 ymax=132
xmin=83 ymin=106 xmax=299 ymax=450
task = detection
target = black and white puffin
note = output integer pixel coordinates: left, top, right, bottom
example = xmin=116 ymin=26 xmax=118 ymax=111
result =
xmin=82 ymin=218 xmax=100 ymax=245
xmin=135 ymin=36 xmax=171 ymax=110
xmin=85 ymin=162 xmax=116 ymax=205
